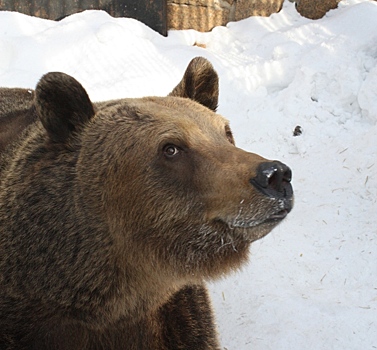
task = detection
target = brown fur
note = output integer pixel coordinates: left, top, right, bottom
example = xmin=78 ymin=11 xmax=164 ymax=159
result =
xmin=0 ymin=57 xmax=293 ymax=349
xmin=0 ymin=88 xmax=36 ymax=153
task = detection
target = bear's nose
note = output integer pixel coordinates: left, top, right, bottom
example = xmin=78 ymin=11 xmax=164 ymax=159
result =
xmin=250 ymin=161 xmax=293 ymax=200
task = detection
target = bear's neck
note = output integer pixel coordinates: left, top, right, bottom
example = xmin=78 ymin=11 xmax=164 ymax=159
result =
xmin=70 ymin=200 xmax=190 ymax=327
xmin=110 ymin=258 xmax=187 ymax=323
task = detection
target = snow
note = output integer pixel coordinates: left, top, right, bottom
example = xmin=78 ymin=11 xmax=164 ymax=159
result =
xmin=1 ymin=0 xmax=376 ymax=348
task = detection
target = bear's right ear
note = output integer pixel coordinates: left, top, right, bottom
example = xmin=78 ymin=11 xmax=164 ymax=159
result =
xmin=169 ymin=57 xmax=219 ymax=112
xmin=35 ymin=72 xmax=95 ymax=143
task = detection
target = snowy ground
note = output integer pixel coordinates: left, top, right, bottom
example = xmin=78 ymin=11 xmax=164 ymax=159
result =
xmin=1 ymin=0 xmax=376 ymax=349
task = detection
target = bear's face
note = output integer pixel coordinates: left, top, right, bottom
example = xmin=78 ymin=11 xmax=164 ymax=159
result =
xmin=29 ymin=57 xmax=293 ymax=283
xmin=58 ymin=59 xmax=292 ymax=281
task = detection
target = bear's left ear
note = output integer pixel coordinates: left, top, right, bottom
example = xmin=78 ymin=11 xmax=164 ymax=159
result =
xmin=169 ymin=57 xmax=219 ymax=112
xmin=35 ymin=72 xmax=95 ymax=143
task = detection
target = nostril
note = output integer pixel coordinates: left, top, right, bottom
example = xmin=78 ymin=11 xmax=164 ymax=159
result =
xmin=251 ymin=161 xmax=293 ymax=199
xmin=260 ymin=165 xmax=278 ymax=188
xmin=267 ymin=170 xmax=281 ymax=192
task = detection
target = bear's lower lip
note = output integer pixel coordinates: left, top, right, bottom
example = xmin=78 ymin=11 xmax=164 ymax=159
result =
xmin=267 ymin=209 xmax=288 ymax=221
xmin=226 ymin=209 xmax=289 ymax=229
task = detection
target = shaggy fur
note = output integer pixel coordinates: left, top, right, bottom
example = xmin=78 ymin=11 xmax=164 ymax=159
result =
xmin=0 ymin=88 xmax=36 ymax=153
xmin=0 ymin=57 xmax=293 ymax=349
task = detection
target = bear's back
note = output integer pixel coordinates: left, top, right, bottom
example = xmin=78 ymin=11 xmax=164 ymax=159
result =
xmin=0 ymin=88 xmax=36 ymax=154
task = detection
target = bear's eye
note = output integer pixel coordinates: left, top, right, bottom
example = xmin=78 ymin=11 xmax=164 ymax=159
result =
xmin=225 ymin=125 xmax=235 ymax=145
xmin=163 ymin=144 xmax=181 ymax=158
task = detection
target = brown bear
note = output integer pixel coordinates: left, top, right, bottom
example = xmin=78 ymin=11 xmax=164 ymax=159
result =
xmin=0 ymin=57 xmax=293 ymax=349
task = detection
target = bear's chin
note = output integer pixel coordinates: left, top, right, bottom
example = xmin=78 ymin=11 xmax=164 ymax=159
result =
xmin=171 ymin=217 xmax=286 ymax=278
xmin=215 ymin=210 xmax=288 ymax=242
xmin=231 ymin=220 xmax=282 ymax=242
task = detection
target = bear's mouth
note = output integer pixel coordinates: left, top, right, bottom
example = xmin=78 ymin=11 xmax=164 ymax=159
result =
xmin=265 ymin=209 xmax=289 ymax=221
xmin=226 ymin=209 xmax=289 ymax=229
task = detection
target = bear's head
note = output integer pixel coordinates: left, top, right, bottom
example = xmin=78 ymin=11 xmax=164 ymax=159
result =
xmin=33 ymin=57 xmax=293 ymax=284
